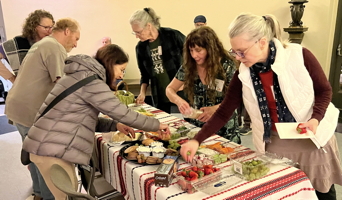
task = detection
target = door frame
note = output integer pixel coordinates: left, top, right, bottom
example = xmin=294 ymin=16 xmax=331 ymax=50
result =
xmin=329 ymin=0 xmax=342 ymax=129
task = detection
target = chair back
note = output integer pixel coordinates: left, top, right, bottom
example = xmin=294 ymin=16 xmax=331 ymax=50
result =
xmin=50 ymin=164 xmax=95 ymax=200
xmin=78 ymin=157 xmax=124 ymax=200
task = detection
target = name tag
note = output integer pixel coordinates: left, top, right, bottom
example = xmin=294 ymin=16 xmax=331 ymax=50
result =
xmin=158 ymin=46 xmax=162 ymax=55
xmin=215 ymin=79 xmax=224 ymax=92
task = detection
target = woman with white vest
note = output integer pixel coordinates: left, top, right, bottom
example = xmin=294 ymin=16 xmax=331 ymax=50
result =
xmin=180 ymin=13 xmax=342 ymax=200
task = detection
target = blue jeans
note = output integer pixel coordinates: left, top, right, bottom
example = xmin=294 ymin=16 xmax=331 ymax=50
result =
xmin=16 ymin=123 xmax=54 ymax=200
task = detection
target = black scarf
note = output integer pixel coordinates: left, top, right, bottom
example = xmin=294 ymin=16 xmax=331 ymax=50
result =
xmin=250 ymin=40 xmax=296 ymax=142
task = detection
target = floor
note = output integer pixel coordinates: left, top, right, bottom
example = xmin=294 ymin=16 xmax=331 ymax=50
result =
xmin=0 ymin=100 xmax=341 ymax=199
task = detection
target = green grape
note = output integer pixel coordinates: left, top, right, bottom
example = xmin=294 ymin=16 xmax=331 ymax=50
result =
xmin=251 ymin=167 xmax=258 ymax=174
xmin=249 ymin=173 xmax=256 ymax=180
xmin=244 ymin=174 xmax=250 ymax=180
xmin=252 ymin=160 xmax=259 ymax=166
xmin=255 ymin=172 xmax=261 ymax=179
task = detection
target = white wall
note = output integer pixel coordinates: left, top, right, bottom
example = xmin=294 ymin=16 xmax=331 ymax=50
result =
xmin=1 ymin=0 xmax=338 ymax=79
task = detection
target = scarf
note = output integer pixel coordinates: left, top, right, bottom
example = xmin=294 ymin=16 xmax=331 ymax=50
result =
xmin=2 ymin=36 xmax=31 ymax=75
xmin=250 ymin=40 xmax=296 ymax=142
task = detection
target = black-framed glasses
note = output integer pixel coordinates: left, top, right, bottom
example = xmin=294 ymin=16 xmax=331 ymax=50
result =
xmin=38 ymin=24 xmax=53 ymax=31
xmin=228 ymin=40 xmax=259 ymax=58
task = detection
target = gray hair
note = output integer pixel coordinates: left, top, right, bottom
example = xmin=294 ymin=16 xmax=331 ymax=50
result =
xmin=129 ymin=7 xmax=161 ymax=29
xmin=228 ymin=13 xmax=284 ymax=45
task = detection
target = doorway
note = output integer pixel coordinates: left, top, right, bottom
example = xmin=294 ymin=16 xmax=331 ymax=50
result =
xmin=329 ymin=0 xmax=342 ymax=131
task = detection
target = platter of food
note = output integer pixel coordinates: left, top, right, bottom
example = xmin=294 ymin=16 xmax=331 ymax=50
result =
xmin=107 ymin=131 xmax=143 ymax=145
xmin=134 ymin=107 xmax=156 ymax=117
xmin=119 ymin=139 xmax=180 ymax=165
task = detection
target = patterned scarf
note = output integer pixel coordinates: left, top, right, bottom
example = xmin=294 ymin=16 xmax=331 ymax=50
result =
xmin=250 ymin=40 xmax=296 ymax=142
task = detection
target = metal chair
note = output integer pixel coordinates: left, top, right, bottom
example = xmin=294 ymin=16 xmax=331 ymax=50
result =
xmin=78 ymin=157 xmax=124 ymax=200
xmin=50 ymin=164 xmax=95 ymax=200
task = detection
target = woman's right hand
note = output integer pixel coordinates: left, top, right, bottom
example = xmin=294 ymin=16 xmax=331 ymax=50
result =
xmin=175 ymin=98 xmax=191 ymax=115
xmin=180 ymin=139 xmax=199 ymax=162
xmin=158 ymin=123 xmax=170 ymax=139
xmin=136 ymin=93 xmax=146 ymax=105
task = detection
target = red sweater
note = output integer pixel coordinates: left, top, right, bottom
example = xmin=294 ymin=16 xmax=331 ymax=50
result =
xmin=194 ymin=48 xmax=332 ymax=144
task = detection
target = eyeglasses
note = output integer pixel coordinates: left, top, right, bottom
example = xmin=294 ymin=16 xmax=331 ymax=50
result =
xmin=38 ymin=24 xmax=53 ymax=31
xmin=228 ymin=40 xmax=259 ymax=58
xmin=131 ymin=29 xmax=144 ymax=36
xmin=131 ymin=26 xmax=146 ymax=36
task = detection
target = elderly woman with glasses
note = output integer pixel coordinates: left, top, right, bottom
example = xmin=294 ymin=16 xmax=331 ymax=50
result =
xmin=180 ymin=13 xmax=342 ymax=200
xmin=166 ymin=26 xmax=240 ymax=144
xmin=0 ymin=9 xmax=54 ymax=84
xmin=129 ymin=7 xmax=185 ymax=113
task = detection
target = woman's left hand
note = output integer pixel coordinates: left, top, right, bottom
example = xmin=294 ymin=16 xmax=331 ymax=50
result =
xmin=298 ymin=118 xmax=319 ymax=134
xmin=197 ymin=105 xmax=219 ymax=122
xmin=116 ymin=123 xmax=135 ymax=138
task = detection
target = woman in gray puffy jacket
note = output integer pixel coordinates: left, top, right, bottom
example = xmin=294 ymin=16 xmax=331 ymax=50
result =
xmin=22 ymin=44 xmax=170 ymax=199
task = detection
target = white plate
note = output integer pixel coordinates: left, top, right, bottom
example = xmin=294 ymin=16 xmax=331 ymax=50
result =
xmin=275 ymin=122 xmax=314 ymax=139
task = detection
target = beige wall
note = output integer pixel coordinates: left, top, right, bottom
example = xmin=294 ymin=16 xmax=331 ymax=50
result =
xmin=1 ymin=0 xmax=338 ymax=79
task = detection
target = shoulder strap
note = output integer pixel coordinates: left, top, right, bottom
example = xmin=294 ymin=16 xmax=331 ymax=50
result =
xmin=39 ymin=74 xmax=99 ymax=119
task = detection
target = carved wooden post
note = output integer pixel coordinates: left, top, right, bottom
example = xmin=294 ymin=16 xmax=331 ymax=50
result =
xmin=283 ymin=0 xmax=309 ymax=44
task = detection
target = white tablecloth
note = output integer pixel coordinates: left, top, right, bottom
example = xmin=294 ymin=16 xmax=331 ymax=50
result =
xmin=95 ymin=104 xmax=318 ymax=200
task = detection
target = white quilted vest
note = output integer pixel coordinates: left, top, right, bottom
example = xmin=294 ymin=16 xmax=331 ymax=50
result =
xmin=238 ymin=38 xmax=339 ymax=154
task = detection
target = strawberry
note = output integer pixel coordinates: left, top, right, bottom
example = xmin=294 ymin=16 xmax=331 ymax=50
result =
xmin=180 ymin=171 xmax=187 ymax=177
xmin=190 ymin=176 xmax=198 ymax=181
xmin=296 ymin=123 xmax=307 ymax=134
xmin=206 ymin=164 xmax=213 ymax=169
xmin=204 ymin=168 xmax=214 ymax=175
xmin=192 ymin=166 xmax=198 ymax=172
xmin=185 ymin=177 xmax=191 ymax=181
xmin=189 ymin=171 xmax=198 ymax=178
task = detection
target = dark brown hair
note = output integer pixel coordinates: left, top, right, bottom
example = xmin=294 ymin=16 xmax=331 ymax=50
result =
xmin=22 ymin=9 xmax=54 ymax=44
xmin=94 ymin=44 xmax=129 ymax=90
xmin=183 ymin=26 xmax=237 ymax=105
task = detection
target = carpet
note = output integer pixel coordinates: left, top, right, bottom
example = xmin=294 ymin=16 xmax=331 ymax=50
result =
xmin=0 ymin=115 xmax=17 ymax=135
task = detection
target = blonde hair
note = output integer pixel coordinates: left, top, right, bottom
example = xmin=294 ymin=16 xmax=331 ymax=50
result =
xmin=53 ymin=18 xmax=80 ymax=33
xmin=129 ymin=7 xmax=161 ymax=29
xmin=228 ymin=13 xmax=286 ymax=46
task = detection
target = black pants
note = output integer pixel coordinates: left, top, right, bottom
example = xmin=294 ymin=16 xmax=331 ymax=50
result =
xmin=157 ymin=102 xmax=173 ymax=114
xmin=315 ymin=184 xmax=336 ymax=200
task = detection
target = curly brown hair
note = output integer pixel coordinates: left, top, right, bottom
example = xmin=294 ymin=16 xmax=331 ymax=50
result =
xmin=22 ymin=9 xmax=54 ymax=44
xmin=183 ymin=26 xmax=237 ymax=105
xmin=94 ymin=44 xmax=129 ymax=90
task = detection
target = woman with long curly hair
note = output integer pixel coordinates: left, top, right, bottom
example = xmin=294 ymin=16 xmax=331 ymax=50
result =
xmin=0 ymin=9 xmax=54 ymax=84
xmin=166 ymin=26 xmax=240 ymax=143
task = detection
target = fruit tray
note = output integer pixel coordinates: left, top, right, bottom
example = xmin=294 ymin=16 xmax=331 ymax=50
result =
xmin=175 ymin=166 xmax=243 ymax=195
xmin=230 ymin=150 xmax=271 ymax=181
xmin=200 ymin=141 xmax=242 ymax=155
xmin=175 ymin=165 xmax=222 ymax=194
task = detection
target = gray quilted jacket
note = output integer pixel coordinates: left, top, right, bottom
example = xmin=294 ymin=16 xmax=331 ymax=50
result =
xmin=23 ymin=54 xmax=160 ymax=165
